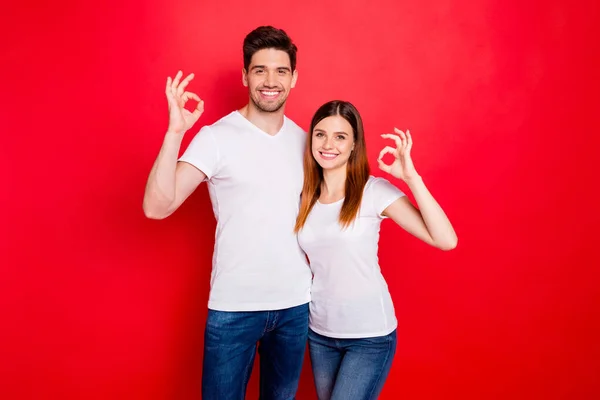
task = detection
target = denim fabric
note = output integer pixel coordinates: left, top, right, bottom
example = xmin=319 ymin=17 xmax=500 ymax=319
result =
xmin=201 ymin=303 xmax=309 ymax=400
xmin=308 ymin=328 xmax=397 ymax=400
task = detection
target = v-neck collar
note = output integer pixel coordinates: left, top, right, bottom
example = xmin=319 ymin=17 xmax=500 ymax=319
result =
xmin=234 ymin=110 xmax=287 ymax=138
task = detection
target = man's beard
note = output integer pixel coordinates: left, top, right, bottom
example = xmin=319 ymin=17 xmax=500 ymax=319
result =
xmin=250 ymin=92 xmax=287 ymax=113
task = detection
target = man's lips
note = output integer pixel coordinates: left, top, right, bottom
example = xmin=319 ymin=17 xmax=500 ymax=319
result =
xmin=259 ymin=89 xmax=281 ymax=99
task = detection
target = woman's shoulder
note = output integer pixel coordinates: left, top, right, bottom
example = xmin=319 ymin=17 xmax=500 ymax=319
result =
xmin=365 ymin=175 xmax=393 ymax=191
xmin=363 ymin=175 xmax=405 ymax=204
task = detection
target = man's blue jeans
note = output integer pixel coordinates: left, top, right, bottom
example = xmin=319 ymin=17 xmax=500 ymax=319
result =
xmin=201 ymin=303 xmax=309 ymax=400
xmin=308 ymin=328 xmax=397 ymax=400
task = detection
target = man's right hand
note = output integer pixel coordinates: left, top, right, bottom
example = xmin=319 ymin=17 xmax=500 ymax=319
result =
xmin=166 ymin=70 xmax=204 ymax=135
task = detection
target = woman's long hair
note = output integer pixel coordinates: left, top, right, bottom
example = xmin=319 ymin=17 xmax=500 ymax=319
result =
xmin=294 ymin=100 xmax=370 ymax=232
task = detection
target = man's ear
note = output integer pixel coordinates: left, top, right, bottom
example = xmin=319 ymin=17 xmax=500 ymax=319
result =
xmin=291 ymin=69 xmax=298 ymax=88
xmin=242 ymin=68 xmax=248 ymax=87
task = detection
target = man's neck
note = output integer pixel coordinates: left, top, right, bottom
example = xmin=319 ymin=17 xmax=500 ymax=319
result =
xmin=238 ymin=103 xmax=285 ymax=136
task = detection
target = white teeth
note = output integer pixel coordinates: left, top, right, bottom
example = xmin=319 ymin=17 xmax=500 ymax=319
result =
xmin=261 ymin=91 xmax=278 ymax=96
xmin=320 ymin=152 xmax=338 ymax=159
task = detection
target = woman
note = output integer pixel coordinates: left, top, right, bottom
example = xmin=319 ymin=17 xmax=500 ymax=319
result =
xmin=295 ymin=100 xmax=457 ymax=400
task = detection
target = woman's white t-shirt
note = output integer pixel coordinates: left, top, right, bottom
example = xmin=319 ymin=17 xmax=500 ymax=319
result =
xmin=298 ymin=176 xmax=404 ymax=338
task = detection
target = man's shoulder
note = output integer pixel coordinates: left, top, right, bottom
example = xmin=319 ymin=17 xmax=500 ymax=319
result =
xmin=284 ymin=115 xmax=307 ymax=135
xmin=206 ymin=111 xmax=243 ymax=132
xmin=285 ymin=116 xmax=306 ymax=133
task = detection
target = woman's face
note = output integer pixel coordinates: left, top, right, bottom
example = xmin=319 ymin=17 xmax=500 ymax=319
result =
xmin=311 ymin=115 xmax=355 ymax=171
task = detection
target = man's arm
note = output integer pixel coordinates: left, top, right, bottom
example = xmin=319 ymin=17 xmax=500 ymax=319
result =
xmin=142 ymin=70 xmax=205 ymax=219
xmin=143 ymin=132 xmax=206 ymax=219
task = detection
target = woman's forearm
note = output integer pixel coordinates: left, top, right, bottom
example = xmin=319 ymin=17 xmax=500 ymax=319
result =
xmin=405 ymin=175 xmax=458 ymax=250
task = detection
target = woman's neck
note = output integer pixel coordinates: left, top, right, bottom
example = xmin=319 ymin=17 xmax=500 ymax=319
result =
xmin=320 ymin=166 xmax=347 ymax=203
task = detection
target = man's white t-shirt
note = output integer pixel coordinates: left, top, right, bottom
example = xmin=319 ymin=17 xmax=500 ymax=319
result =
xmin=178 ymin=111 xmax=312 ymax=312
xmin=297 ymin=176 xmax=405 ymax=338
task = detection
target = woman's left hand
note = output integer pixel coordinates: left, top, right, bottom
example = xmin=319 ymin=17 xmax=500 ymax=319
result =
xmin=378 ymin=128 xmax=420 ymax=182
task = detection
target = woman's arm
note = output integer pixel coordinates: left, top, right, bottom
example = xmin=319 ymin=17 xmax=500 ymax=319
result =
xmin=378 ymin=129 xmax=457 ymax=251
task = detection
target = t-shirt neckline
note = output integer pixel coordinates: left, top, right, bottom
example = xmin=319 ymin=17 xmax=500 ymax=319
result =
xmin=233 ymin=110 xmax=287 ymax=138
xmin=316 ymin=198 xmax=345 ymax=206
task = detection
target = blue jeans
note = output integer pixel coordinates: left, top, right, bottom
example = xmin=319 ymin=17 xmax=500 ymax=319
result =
xmin=308 ymin=328 xmax=397 ymax=400
xmin=201 ymin=303 xmax=309 ymax=400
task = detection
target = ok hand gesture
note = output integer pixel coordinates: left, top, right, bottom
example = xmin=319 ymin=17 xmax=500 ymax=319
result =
xmin=165 ymin=71 xmax=204 ymax=135
xmin=378 ymin=128 xmax=420 ymax=182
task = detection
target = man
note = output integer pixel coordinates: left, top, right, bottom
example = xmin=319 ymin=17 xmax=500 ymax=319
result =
xmin=142 ymin=26 xmax=312 ymax=399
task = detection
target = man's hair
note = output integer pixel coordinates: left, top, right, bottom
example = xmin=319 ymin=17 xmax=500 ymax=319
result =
xmin=243 ymin=26 xmax=298 ymax=71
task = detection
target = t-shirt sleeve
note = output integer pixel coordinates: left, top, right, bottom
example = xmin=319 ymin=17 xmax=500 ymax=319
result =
xmin=178 ymin=126 xmax=220 ymax=180
xmin=369 ymin=177 xmax=405 ymax=218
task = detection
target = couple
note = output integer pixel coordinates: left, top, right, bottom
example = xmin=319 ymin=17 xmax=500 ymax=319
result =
xmin=143 ymin=26 xmax=457 ymax=400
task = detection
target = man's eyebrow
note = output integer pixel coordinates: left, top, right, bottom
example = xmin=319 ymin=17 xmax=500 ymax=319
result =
xmin=250 ymin=65 xmax=291 ymax=71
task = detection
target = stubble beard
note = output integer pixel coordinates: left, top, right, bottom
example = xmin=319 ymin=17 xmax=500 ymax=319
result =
xmin=250 ymin=91 xmax=288 ymax=113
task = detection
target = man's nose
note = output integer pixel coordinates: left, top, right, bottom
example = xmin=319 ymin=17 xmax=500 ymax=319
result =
xmin=264 ymin=71 xmax=277 ymax=87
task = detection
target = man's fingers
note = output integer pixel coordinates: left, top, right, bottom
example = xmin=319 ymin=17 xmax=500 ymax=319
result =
xmin=177 ymin=73 xmax=195 ymax=97
xmin=172 ymin=70 xmax=183 ymax=92
xmin=184 ymin=91 xmax=201 ymax=102
xmin=192 ymin=99 xmax=205 ymax=119
xmin=166 ymin=77 xmax=172 ymax=94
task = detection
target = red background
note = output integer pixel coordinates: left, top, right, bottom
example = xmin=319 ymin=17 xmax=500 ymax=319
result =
xmin=2 ymin=0 xmax=599 ymax=399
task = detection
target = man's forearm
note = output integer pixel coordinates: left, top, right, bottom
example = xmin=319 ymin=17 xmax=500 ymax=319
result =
xmin=143 ymin=131 xmax=185 ymax=218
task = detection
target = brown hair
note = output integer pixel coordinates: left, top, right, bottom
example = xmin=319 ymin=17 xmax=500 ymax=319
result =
xmin=243 ymin=26 xmax=298 ymax=71
xmin=294 ymin=100 xmax=370 ymax=232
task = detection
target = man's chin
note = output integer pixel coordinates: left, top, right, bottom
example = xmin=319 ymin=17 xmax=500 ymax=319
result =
xmin=252 ymin=98 xmax=286 ymax=113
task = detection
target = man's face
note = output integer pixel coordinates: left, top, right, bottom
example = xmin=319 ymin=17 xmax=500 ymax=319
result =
xmin=243 ymin=48 xmax=298 ymax=113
